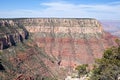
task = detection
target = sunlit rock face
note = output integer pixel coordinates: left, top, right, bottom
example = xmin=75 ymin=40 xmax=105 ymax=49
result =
xmin=0 ymin=18 xmax=118 ymax=79
xmin=0 ymin=18 xmax=117 ymax=64
xmin=20 ymin=18 xmax=103 ymax=34
xmin=14 ymin=18 xmax=117 ymax=67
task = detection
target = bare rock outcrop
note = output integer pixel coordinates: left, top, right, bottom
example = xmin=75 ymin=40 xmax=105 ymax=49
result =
xmin=0 ymin=18 xmax=117 ymax=66
xmin=16 ymin=18 xmax=117 ymax=66
xmin=0 ymin=18 xmax=118 ymax=79
xmin=0 ymin=19 xmax=29 ymax=49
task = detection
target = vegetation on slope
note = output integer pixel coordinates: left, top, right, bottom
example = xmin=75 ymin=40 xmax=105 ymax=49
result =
xmin=90 ymin=39 xmax=120 ymax=80
xmin=75 ymin=64 xmax=88 ymax=78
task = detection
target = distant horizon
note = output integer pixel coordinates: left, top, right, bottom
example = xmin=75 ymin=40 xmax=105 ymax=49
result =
xmin=0 ymin=17 xmax=120 ymax=21
xmin=0 ymin=0 xmax=120 ymax=20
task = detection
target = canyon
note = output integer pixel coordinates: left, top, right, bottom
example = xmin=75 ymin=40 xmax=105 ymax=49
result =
xmin=101 ymin=20 xmax=120 ymax=37
xmin=0 ymin=18 xmax=118 ymax=80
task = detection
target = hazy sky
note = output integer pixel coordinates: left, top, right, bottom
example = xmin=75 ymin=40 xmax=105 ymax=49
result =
xmin=0 ymin=0 xmax=120 ymax=20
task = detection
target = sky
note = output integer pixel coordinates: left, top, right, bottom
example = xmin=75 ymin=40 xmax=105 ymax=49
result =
xmin=0 ymin=0 xmax=120 ymax=20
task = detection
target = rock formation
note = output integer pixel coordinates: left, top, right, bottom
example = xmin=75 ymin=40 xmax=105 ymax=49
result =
xmin=0 ymin=19 xmax=29 ymax=49
xmin=0 ymin=18 xmax=118 ymax=79
xmin=15 ymin=18 xmax=117 ymax=65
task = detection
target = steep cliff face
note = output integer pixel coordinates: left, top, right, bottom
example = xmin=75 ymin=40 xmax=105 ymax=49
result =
xmin=0 ymin=19 xmax=56 ymax=80
xmin=0 ymin=18 xmax=115 ymax=66
xmin=15 ymin=18 xmax=117 ymax=64
xmin=0 ymin=19 xmax=29 ymax=49
xmin=0 ymin=18 xmax=118 ymax=79
xmin=16 ymin=18 xmax=103 ymax=34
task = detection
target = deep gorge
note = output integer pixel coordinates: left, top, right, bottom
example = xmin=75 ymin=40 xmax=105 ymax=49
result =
xmin=0 ymin=18 xmax=118 ymax=80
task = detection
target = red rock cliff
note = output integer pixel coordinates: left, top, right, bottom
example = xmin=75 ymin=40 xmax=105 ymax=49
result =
xmin=0 ymin=18 xmax=118 ymax=79
xmin=14 ymin=18 xmax=117 ymax=67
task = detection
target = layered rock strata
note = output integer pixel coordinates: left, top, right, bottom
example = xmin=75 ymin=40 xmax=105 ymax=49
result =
xmin=0 ymin=18 xmax=118 ymax=79
xmin=13 ymin=18 xmax=117 ymax=67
